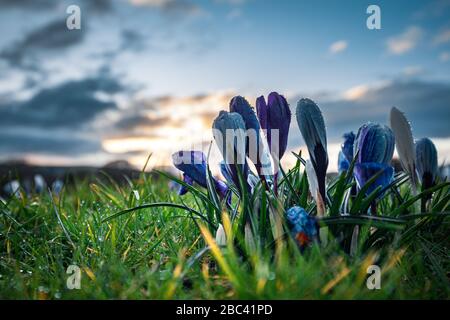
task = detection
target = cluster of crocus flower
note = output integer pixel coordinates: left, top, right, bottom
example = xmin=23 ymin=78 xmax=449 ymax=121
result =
xmin=172 ymin=93 xmax=322 ymax=249
xmin=172 ymin=95 xmax=440 ymax=250
xmin=335 ymin=106 xmax=440 ymax=213
xmin=173 ymin=93 xmax=292 ymax=197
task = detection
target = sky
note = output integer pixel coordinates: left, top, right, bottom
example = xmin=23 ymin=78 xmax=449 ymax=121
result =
xmin=0 ymin=0 xmax=449 ymax=172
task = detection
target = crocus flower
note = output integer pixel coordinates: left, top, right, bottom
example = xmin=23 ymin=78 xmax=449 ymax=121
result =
xmin=353 ymin=162 xmax=394 ymax=196
xmin=213 ymin=111 xmax=249 ymax=191
xmin=215 ymin=224 xmax=226 ymax=246
xmin=353 ymin=123 xmax=395 ymax=196
xmin=390 ymin=107 xmax=417 ymax=193
xmin=172 ymin=151 xmax=228 ymax=198
xmin=416 ymin=137 xmax=438 ymax=190
xmin=353 ymin=123 xmax=395 ymax=165
xmin=33 ymin=174 xmax=46 ymax=194
xmin=285 ymin=206 xmax=319 ymax=251
xmin=338 ymin=132 xmax=355 ymax=174
xmin=296 ymin=98 xmax=328 ymax=202
xmin=338 ymin=151 xmax=350 ymax=174
xmin=51 ymin=179 xmax=64 ymax=196
xmin=341 ymin=132 xmax=355 ymax=163
xmin=230 ymin=96 xmax=272 ymax=176
xmin=256 ymin=92 xmax=291 ymax=164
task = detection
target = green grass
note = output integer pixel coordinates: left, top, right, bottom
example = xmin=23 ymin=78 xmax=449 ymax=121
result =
xmin=0 ymin=158 xmax=449 ymax=299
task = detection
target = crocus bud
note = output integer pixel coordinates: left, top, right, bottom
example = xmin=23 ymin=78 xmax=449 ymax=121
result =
xmin=256 ymin=92 xmax=291 ymax=164
xmin=338 ymin=151 xmax=350 ymax=174
xmin=215 ymin=224 xmax=226 ymax=246
xmin=230 ymin=96 xmax=272 ymax=176
xmin=390 ymin=107 xmax=417 ymax=193
xmin=353 ymin=123 xmax=395 ymax=165
xmin=338 ymin=132 xmax=355 ymax=174
xmin=296 ymin=98 xmax=328 ymax=203
xmin=353 ymin=123 xmax=395 ymax=195
xmin=285 ymin=206 xmax=319 ymax=251
xmin=341 ymin=132 xmax=355 ymax=163
xmin=213 ymin=111 xmax=249 ymax=190
xmin=416 ymin=137 xmax=438 ymax=190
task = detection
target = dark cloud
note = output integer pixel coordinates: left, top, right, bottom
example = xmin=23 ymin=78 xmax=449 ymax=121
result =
xmin=0 ymin=19 xmax=85 ymax=69
xmin=0 ymin=131 xmax=100 ymax=155
xmin=0 ymin=70 xmax=126 ymax=156
xmin=0 ymin=0 xmax=56 ymax=10
xmin=0 ymin=72 xmax=123 ymax=129
xmin=289 ymin=80 xmax=450 ymax=147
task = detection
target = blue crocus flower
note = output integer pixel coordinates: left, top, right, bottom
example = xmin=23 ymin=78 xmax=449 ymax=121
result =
xmin=285 ymin=206 xmax=319 ymax=250
xmin=296 ymin=98 xmax=328 ymax=202
xmin=342 ymin=132 xmax=355 ymax=163
xmin=172 ymin=151 xmax=228 ymax=198
xmin=338 ymin=132 xmax=355 ymax=174
xmin=416 ymin=138 xmax=438 ymax=190
xmin=353 ymin=162 xmax=394 ymax=196
xmin=353 ymin=123 xmax=395 ymax=195
xmin=230 ymin=96 xmax=271 ymax=176
xmin=256 ymin=92 xmax=291 ymax=162
xmin=213 ymin=111 xmax=250 ymax=191
xmin=338 ymin=151 xmax=350 ymax=174
xmin=354 ymin=123 xmax=395 ymax=165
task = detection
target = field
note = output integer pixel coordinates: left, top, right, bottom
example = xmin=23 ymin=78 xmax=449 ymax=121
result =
xmin=1 ymin=159 xmax=449 ymax=300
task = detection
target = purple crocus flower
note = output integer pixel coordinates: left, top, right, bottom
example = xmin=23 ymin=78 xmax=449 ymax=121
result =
xmin=353 ymin=123 xmax=395 ymax=196
xmin=256 ymin=92 xmax=291 ymax=162
xmin=229 ymin=96 xmax=271 ymax=176
xmin=172 ymin=151 xmax=228 ymax=198
xmin=285 ymin=206 xmax=319 ymax=251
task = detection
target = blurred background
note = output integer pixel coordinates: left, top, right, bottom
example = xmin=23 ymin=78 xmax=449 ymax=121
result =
xmin=0 ymin=0 xmax=449 ymax=177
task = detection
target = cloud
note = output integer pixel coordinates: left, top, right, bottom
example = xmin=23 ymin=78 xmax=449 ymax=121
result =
xmin=0 ymin=129 xmax=100 ymax=156
xmin=329 ymin=40 xmax=348 ymax=54
xmin=0 ymin=73 xmax=123 ymax=129
xmin=386 ymin=26 xmax=423 ymax=55
xmin=0 ymin=19 xmax=85 ymax=70
xmin=0 ymin=0 xmax=56 ymax=10
xmin=440 ymin=52 xmax=450 ymax=62
xmin=402 ymin=65 xmax=424 ymax=77
xmin=433 ymin=28 xmax=450 ymax=45
xmin=308 ymin=80 xmax=450 ymax=141
xmin=0 ymin=70 xmax=126 ymax=158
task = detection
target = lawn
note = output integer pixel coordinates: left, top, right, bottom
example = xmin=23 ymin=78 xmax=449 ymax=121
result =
xmin=1 ymin=162 xmax=449 ymax=299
